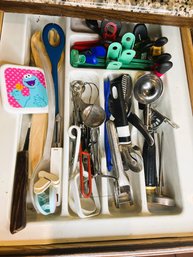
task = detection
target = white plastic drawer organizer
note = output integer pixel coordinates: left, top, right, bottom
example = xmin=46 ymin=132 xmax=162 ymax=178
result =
xmin=0 ymin=13 xmax=193 ymax=244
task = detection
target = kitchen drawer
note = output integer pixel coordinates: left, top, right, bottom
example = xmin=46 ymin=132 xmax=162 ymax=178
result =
xmin=0 ymin=11 xmax=193 ymax=255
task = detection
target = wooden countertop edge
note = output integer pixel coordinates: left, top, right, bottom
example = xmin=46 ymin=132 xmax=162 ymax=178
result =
xmin=2 ymin=236 xmax=193 ymax=256
xmin=0 ymin=1 xmax=193 ymax=27
xmin=181 ymin=27 xmax=193 ymax=112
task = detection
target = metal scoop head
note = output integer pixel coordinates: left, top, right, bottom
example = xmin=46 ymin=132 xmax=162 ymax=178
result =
xmin=82 ymin=104 xmax=106 ymax=128
xmin=134 ymin=73 xmax=163 ymax=105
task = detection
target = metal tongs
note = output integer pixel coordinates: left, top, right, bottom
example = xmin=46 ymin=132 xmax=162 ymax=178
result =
xmin=109 ymin=74 xmax=143 ymax=173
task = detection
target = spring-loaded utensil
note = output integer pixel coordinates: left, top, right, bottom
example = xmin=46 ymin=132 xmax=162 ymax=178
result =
xmin=127 ymin=112 xmax=154 ymax=146
xmin=68 ymin=125 xmax=101 ymax=218
xmin=109 ymin=74 xmax=143 ymax=172
xmin=134 ymin=74 xmax=163 ymax=189
xmin=71 ymin=80 xmax=106 ymax=128
xmin=134 ymin=73 xmax=164 ymax=131
xmin=150 ymin=108 xmax=179 ymax=130
xmin=150 ymin=132 xmax=175 ymax=207
xmin=106 ymin=120 xmax=133 ymax=207
xmin=42 ymin=23 xmax=65 ymax=146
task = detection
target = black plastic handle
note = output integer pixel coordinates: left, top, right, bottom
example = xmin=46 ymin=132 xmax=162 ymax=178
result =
xmin=128 ymin=113 xmax=154 ymax=146
xmin=109 ymin=76 xmax=130 ymax=143
xmin=153 ymin=53 xmax=172 ymax=64
xmin=155 ymin=61 xmax=173 ymax=75
xmin=109 ymin=77 xmax=128 ymax=126
xmin=10 ymin=150 xmax=28 ymax=234
xmin=142 ymin=133 xmax=157 ymax=187
xmin=85 ymin=19 xmax=100 ymax=34
xmin=154 ymin=36 xmax=168 ymax=47
xmin=133 ymin=23 xmax=149 ymax=43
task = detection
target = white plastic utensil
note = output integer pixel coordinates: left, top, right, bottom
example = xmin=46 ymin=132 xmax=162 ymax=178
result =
xmin=29 ymin=42 xmax=56 ymax=214
xmin=68 ymin=125 xmax=101 ymax=218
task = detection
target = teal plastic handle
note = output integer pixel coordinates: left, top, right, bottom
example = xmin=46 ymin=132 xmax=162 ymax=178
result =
xmin=118 ymin=49 xmax=136 ymax=65
xmin=107 ymin=61 xmax=122 ymax=70
xmin=121 ymin=32 xmax=135 ymax=49
xmin=70 ymin=49 xmax=86 ymax=67
xmin=107 ymin=42 xmax=122 ymax=60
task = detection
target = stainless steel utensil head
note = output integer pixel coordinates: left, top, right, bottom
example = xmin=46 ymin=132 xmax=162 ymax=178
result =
xmin=151 ymin=194 xmax=176 ymax=207
xmin=147 ymin=191 xmax=175 ymax=207
xmin=134 ymin=74 xmax=163 ymax=105
xmin=82 ymin=104 xmax=106 ymax=128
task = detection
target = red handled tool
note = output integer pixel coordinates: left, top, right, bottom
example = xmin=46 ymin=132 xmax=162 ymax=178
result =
xmin=79 ymin=144 xmax=92 ymax=198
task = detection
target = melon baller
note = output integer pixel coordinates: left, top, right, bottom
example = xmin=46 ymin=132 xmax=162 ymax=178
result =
xmin=134 ymin=73 xmax=175 ymax=207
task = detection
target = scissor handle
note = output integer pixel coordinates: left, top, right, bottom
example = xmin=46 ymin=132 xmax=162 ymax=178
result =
xmin=42 ymin=23 xmax=65 ymax=114
xmin=79 ymin=145 xmax=92 ymax=198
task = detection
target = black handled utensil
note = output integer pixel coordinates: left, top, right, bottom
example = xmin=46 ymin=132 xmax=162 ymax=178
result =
xmin=128 ymin=112 xmax=154 ymax=146
xmin=134 ymin=74 xmax=163 ymax=185
xmin=85 ymin=19 xmax=100 ymax=34
xmin=133 ymin=23 xmax=149 ymax=43
xmin=143 ymin=133 xmax=157 ymax=188
xmin=109 ymin=75 xmax=143 ymax=173
xmin=10 ymin=125 xmax=30 ymax=234
xmin=109 ymin=75 xmax=131 ymax=143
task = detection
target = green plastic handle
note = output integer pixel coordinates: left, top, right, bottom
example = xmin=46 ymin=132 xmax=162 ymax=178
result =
xmin=70 ymin=49 xmax=86 ymax=67
xmin=106 ymin=61 xmax=122 ymax=70
xmin=118 ymin=49 xmax=136 ymax=65
xmin=107 ymin=42 xmax=122 ymax=60
xmin=121 ymin=32 xmax=135 ymax=49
